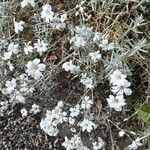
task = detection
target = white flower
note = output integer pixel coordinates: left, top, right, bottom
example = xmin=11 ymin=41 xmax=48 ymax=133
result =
xmin=34 ymin=39 xmax=48 ymax=55
xmin=52 ymin=119 xmax=60 ymax=126
xmin=99 ymin=38 xmax=114 ymax=51
xmin=118 ymin=130 xmax=125 ymax=137
xmin=7 ymin=61 xmax=14 ymax=71
xmin=75 ymin=26 xmax=93 ymax=38
xmin=51 ymin=108 xmax=61 ymax=119
xmin=40 ymin=108 xmax=61 ymax=136
xmin=21 ymin=0 xmax=35 ymax=8
xmin=25 ymin=58 xmax=46 ymax=80
xmin=21 ymin=108 xmax=28 ymax=118
xmin=30 ymin=104 xmax=40 ymax=115
xmin=57 ymin=111 xmax=68 ymax=123
xmin=51 ymin=104 xmax=68 ymax=124
xmin=3 ymin=42 xmax=19 ymax=60
xmin=89 ymin=50 xmax=101 ymax=62
xmin=0 ymin=101 xmax=9 ymax=116
xmin=68 ymin=117 xmax=75 ymax=125
xmin=41 ymin=4 xmax=54 ymax=22
xmin=128 ymin=138 xmax=142 ymax=150
xmin=79 ymin=118 xmax=96 ymax=132
xmin=70 ymin=25 xmax=93 ymax=48
xmin=80 ymin=73 xmax=94 ymax=89
xmin=40 ymin=118 xmax=59 ymax=136
xmin=13 ymin=18 xmax=25 ymax=34
xmin=56 ymin=101 xmax=64 ymax=108
xmin=0 ymin=83 xmax=1 ymax=91
xmin=106 ymin=95 xmax=126 ymax=111
xmin=24 ymin=42 xmax=34 ymax=55
xmin=111 ymin=80 xmax=132 ymax=96
xmin=19 ymin=82 xmax=35 ymax=95
xmin=81 ymin=146 xmax=90 ymax=150
xmin=81 ymin=96 xmax=93 ymax=110
xmin=7 ymin=43 xmax=19 ymax=54
xmin=69 ymin=104 xmax=80 ymax=117
xmin=19 ymin=73 xmax=28 ymax=82
xmin=62 ymin=136 xmax=73 ymax=150
xmin=5 ymin=78 xmax=16 ymax=94
xmin=93 ymin=137 xmax=105 ymax=150
xmin=70 ymin=35 xmax=86 ymax=48
xmin=60 ymin=13 xmax=67 ymax=23
xmin=110 ymin=70 xmax=132 ymax=96
xmin=15 ymin=91 xmax=25 ymax=103
xmin=70 ymin=134 xmax=83 ymax=149
xmin=63 ymin=135 xmax=86 ymax=150
xmin=7 ymin=90 xmax=25 ymax=103
xmin=40 ymin=108 xmax=61 ymax=137
xmin=50 ymin=15 xmax=66 ymax=30
xmin=110 ymin=69 xmax=127 ymax=85
xmin=25 ymin=87 xmax=35 ymax=94
xmin=93 ymin=32 xmax=101 ymax=42
xmin=3 ymin=51 xmax=12 ymax=60
xmin=62 ymin=60 xmax=80 ymax=74
xmin=70 ymin=128 xmax=76 ymax=133
xmin=0 ymin=101 xmax=8 ymax=109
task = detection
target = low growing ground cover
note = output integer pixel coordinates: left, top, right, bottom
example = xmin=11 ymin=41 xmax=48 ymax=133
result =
xmin=0 ymin=0 xmax=150 ymax=149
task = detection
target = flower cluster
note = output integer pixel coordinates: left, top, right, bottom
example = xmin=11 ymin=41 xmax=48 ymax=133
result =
xmin=62 ymin=134 xmax=90 ymax=150
xmin=70 ymin=25 xmax=93 ymax=48
xmin=93 ymin=33 xmax=114 ymax=51
xmin=21 ymin=108 xmax=28 ymax=118
xmin=69 ymin=104 xmax=80 ymax=125
xmin=41 ymin=4 xmax=54 ymax=23
xmin=40 ymin=101 xmax=67 ymax=136
xmin=34 ymin=39 xmax=48 ymax=55
xmin=3 ymin=39 xmax=48 ymax=61
xmin=62 ymin=60 xmax=80 ymax=74
xmin=79 ymin=118 xmax=96 ymax=132
xmin=3 ymin=78 xmax=16 ymax=94
xmin=89 ymin=50 xmax=101 ymax=63
xmin=107 ymin=70 xmax=132 ymax=111
xmin=3 ymin=43 xmax=19 ymax=60
xmin=0 ymin=0 xmax=148 ymax=149
xmin=99 ymin=37 xmax=114 ymax=51
xmin=0 ymin=101 xmax=8 ymax=116
xmin=20 ymin=103 xmax=40 ymax=118
xmin=40 ymin=94 xmax=95 ymax=134
xmin=18 ymin=73 xmax=35 ymax=94
xmin=69 ymin=104 xmax=80 ymax=118
xmin=23 ymin=42 xmax=34 ymax=55
xmin=110 ymin=70 xmax=132 ymax=96
xmin=41 ymin=4 xmax=67 ymax=29
xmin=81 ymin=96 xmax=93 ymax=110
xmin=80 ymin=73 xmax=94 ymax=89
xmin=1 ymin=74 xmax=36 ymax=108
xmin=21 ymin=0 xmax=35 ymax=8
xmin=13 ymin=18 xmax=25 ymax=34
xmin=2 ymin=78 xmax=26 ymax=104
xmin=92 ymin=137 xmax=106 ymax=150
xmin=128 ymin=138 xmax=142 ymax=150
xmin=30 ymin=104 xmax=40 ymax=115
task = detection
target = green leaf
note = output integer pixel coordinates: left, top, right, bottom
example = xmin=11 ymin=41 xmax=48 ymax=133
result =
xmin=136 ymin=105 xmax=150 ymax=124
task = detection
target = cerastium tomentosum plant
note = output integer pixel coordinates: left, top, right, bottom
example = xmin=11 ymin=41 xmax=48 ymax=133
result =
xmin=0 ymin=0 xmax=150 ymax=149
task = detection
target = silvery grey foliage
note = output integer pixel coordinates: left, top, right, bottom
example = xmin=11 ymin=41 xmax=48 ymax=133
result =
xmin=0 ymin=0 xmax=149 ymax=149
